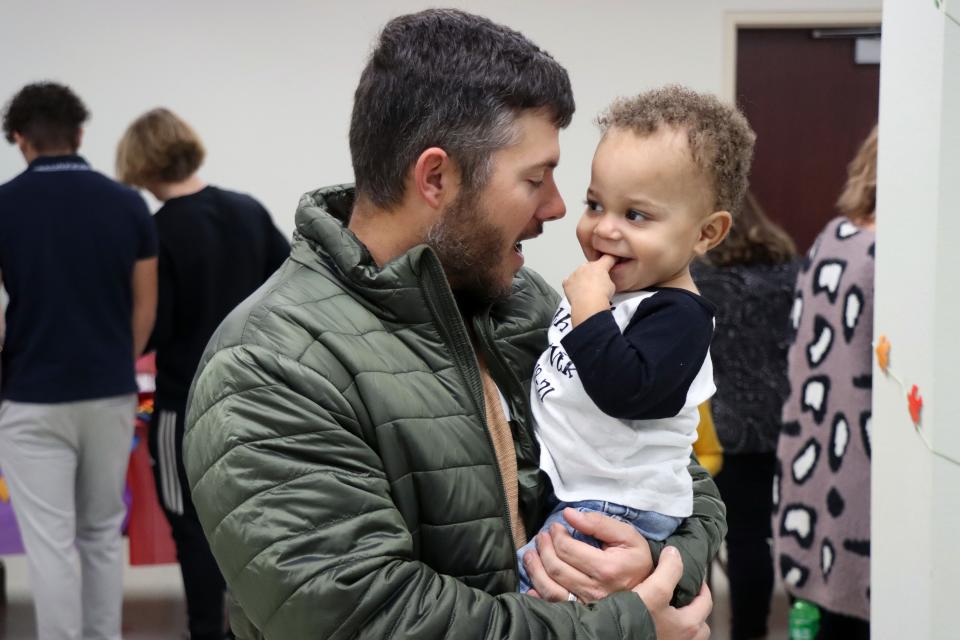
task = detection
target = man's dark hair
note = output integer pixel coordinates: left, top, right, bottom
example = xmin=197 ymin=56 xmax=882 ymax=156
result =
xmin=350 ymin=9 xmax=575 ymax=208
xmin=2 ymin=82 xmax=89 ymax=152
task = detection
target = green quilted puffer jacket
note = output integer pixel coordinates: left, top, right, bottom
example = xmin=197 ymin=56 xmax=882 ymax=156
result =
xmin=184 ymin=185 xmax=726 ymax=639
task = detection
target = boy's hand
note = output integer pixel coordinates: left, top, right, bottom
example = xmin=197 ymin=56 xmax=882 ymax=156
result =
xmin=563 ymin=255 xmax=616 ymax=326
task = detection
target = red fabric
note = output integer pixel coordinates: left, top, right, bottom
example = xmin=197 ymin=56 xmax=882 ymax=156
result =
xmin=136 ymin=351 xmax=156 ymax=374
xmin=127 ymin=353 xmax=176 ymax=565
xmin=126 ymin=420 xmax=177 ymax=565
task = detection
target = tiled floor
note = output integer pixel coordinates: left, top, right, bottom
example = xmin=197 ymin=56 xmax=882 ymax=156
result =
xmin=0 ymin=547 xmax=790 ymax=639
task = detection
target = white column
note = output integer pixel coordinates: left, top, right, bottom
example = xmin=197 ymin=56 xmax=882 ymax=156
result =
xmin=873 ymin=0 xmax=960 ymax=638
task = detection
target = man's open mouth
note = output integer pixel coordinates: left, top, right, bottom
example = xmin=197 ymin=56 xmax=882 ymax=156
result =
xmin=515 ymin=242 xmax=523 ymax=255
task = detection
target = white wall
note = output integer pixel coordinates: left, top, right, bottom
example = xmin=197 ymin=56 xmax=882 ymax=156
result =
xmin=1 ymin=0 xmax=880 ymax=289
xmin=873 ymin=0 xmax=960 ymax=637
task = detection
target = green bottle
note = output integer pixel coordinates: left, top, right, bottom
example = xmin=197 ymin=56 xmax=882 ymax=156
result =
xmin=788 ymin=600 xmax=821 ymax=639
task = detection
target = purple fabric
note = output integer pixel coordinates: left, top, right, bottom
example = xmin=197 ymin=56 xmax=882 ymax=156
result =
xmin=0 ymin=466 xmax=134 ymax=555
xmin=0 ymin=471 xmax=24 ymax=555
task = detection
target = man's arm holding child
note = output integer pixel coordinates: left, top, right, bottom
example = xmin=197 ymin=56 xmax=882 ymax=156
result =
xmin=524 ymin=454 xmax=725 ymax=608
xmin=186 ymin=338 xmax=686 ymax=639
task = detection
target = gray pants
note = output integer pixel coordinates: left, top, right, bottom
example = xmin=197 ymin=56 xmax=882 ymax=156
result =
xmin=0 ymin=395 xmax=136 ymax=640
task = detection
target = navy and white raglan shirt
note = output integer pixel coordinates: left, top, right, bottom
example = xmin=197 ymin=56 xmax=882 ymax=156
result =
xmin=531 ymin=288 xmax=716 ymax=518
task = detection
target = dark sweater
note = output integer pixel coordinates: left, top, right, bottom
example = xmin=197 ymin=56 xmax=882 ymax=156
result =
xmin=150 ymin=186 xmax=289 ymax=406
xmin=691 ymin=258 xmax=800 ymax=453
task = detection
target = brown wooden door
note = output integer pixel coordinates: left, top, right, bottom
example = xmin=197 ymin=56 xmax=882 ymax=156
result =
xmin=736 ymin=28 xmax=880 ymax=252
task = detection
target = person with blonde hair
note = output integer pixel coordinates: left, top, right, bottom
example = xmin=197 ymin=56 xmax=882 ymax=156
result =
xmin=773 ymin=124 xmax=877 ymax=639
xmin=692 ymin=192 xmax=799 ymax=639
xmin=117 ymin=107 xmax=288 ymax=640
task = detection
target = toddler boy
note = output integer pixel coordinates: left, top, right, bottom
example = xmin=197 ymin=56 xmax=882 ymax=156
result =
xmin=519 ymin=85 xmax=755 ymax=605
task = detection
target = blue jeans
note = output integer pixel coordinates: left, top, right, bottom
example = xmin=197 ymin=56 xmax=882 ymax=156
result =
xmin=516 ymin=500 xmax=683 ymax=593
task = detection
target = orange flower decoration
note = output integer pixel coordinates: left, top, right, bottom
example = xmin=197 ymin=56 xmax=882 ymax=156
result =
xmin=0 ymin=476 xmax=8 ymax=503
xmin=908 ymin=385 xmax=923 ymax=426
xmin=876 ymin=335 xmax=891 ymax=373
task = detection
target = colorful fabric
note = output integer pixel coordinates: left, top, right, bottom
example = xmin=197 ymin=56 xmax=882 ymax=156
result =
xmin=0 ymin=469 xmax=24 ymax=555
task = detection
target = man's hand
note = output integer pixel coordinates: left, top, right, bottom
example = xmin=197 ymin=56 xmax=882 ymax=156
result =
xmin=522 ymin=507 xmax=653 ymax=602
xmin=633 ymin=546 xmax=712 ymax=640
xmin=562 ymin=255 xmax=616 ymax=326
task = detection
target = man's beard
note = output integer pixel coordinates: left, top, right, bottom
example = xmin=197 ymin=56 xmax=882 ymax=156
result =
xmin=426 ymin=189 xmax=514 ymax=306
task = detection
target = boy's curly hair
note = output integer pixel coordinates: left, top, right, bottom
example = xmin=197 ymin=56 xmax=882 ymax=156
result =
xmin=2 ymin=82 xmax=89 ymax=152
xmin=597 ymin=85 xmax=755 ymax=214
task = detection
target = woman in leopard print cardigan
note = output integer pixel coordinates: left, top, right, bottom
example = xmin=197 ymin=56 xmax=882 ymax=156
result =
xmin=774 ymin=125 xmax=877 ymax=640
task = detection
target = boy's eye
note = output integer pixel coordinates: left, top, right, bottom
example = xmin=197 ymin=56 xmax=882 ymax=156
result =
xmin=625 ymin=209 xmax=650 ymax=222
xmin=584 ymin=199 xmax=603 ymax=213
xmin=528 ymin=178 xmax=544 ymax=188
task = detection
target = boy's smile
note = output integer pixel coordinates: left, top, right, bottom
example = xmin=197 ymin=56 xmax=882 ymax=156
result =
xmin=576 ymin=126 xmax=717 ymax=293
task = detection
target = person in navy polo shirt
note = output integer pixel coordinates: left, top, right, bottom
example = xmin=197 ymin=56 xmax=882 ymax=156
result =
xmin=0 ymin=82 xmax=158 ymax=640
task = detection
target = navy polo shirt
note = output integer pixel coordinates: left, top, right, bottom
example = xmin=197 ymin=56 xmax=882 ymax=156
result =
xmin=0 ymin=155 xmax=157 ymax=403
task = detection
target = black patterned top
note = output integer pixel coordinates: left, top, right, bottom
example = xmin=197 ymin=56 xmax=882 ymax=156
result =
xmin=691 ymin=258 xmax=800 ymax=454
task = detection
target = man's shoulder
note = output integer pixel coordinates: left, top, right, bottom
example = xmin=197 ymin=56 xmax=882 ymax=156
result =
xmin=93 ymin=172 xmax=148 ymax=205
xmin=64 ymin=168 xmax=148 ymax=213
xmin=0 ymin=176 xmax=19 ymax=212
xmin=41 ymin=164 xmax=142 ymax=198
xmin=165 ymin=186 xmax=271 ymax=231
xmin=0 ymin=166 xmax=143 ymax=217
xmin=0 ymin=169 xmax=38 ymax=202
xmin=0 ymin=171 xmax=25 ymax=194
xmin=204 ymin=253 xmax=364 ymax=361
xmin=213 ymin=185 xmax=266 ymax=210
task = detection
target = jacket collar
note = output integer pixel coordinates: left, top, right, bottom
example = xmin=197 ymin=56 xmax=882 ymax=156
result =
xmin=292 ymin=184 xmax=553 ymax=334
xmin=292 ymin=184 xmax=452 ymax=327
xmin=293 ymin=183 xmax=438 ymax=290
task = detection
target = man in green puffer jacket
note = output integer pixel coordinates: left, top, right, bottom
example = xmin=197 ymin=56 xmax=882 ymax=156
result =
xmin=184 ymin=9 xmax=724 ymax=640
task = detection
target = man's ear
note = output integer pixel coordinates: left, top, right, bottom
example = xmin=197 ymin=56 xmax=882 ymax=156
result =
xmin=694 ymin=210 xmax=732 ymax=255
xmin=412 ymin=147 xmax=458 ymax=210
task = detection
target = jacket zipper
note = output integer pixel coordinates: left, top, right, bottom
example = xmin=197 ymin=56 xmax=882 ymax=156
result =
xmin=419 ymin=256 xmax=518 ymax=578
